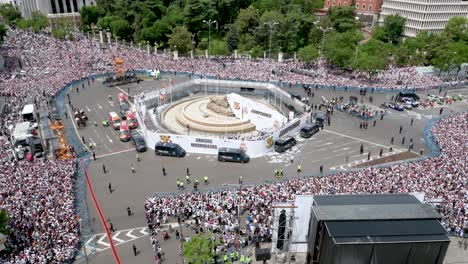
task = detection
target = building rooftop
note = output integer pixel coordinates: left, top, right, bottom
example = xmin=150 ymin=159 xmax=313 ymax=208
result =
xmin=313 ymin=193 xmax=442 ymax=221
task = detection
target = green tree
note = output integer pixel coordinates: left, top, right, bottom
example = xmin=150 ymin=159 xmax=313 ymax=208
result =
xmin=226 ymin=23 xmax=239 ymax=52
xmin=0 ymin=23 xmax=7 ymax=42
xmin=236 ymin=6 xmax=259 ymax=34
xmin=183 ymin=0 xmax=217 ymax=35
xmin=183 ymin=233 xmax=220 ymax=264
xmin=96 ymin=15 xmax=120 ymax=29
xmin=327 ymin=6 xmax=356 ymax=33
xmin=211 ymin=39 xmax=229 ymax=55
xmin=0 ymin=209 xmax=8 ymax=235
xmin=109 ymin=19 xmax=133 ymax=40
xmin=382 ymin=14 xmax=405 ymax=43
xmin=444 ymin=16 xmax=468 ymax=42
xmin=298 ymin=44 xmax=319 ymax=62
xmin=432 ymin=41 xmax=468 ymax=75
xmin=80 ymin=6 xmax=103 ymax=27
xmin=323 ymin=30 xmax=363 ymax=68
xmin=168 ymin=26 xmax=193 ymax=53
xmin=0 ymin=4 xmax=21 ymax=24
xmin=96 ymin=0 xmax=116 ymax=13
xmin=352 ymin=39 xmax=390 ymax=78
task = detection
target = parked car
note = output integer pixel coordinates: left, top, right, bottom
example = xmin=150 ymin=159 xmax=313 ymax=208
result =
xmin=131 ymin=131 xmax=147 ymax=152
xmin=388 ymin=102 xmax=404 ymax=111
xmin=126 ymin=111 xmax=138 ymax=129
xmin=119 ymin=121 xmax=131 ymax=142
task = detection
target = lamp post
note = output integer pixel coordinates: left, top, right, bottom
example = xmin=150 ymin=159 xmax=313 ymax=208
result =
xmin=264 ymin=22 xmax=279 ymax=59
xmin=317 ymin=26 xmax=332 ymax=58
xmin=203 ymin=19 xmax=217 ymax=59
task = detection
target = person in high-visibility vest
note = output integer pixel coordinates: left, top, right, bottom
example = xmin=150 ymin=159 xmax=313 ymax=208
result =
xmin=274 ymin=168 xmax=279 ymax=177
xmin=185 ymin=175 xmax=190 ymax=183
xmin=204 ymin=176 xmax=208 ymax=184
xmin=297 ymin=164 xmax=302 ymax=172
xmin=245 ymin=255 xmax=251 ymax=263
xmin=180 ymin=181 xmax=184 ymax=189
xmin=230 ymin=252 xmax=235 ymax=261
xmin=176 ymin=179 xmax=180 ymax=188
xmin=240 ymin=255 xmax=246 ymax=263
xmin=223 ymin=254 xmax=229 ymax=263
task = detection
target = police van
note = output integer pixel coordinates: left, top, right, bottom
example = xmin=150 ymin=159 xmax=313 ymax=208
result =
xmin=300 ymin=124 xmax=320 ymax=138
xmin=218 ymin=148 xmax=250 ymax=163
xmin=274 ymin=136 xmax=296 ymax=153
xmin=155 ymin=142 xmax=186 ymax=157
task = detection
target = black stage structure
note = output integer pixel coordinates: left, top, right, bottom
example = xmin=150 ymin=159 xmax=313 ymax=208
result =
xmin=306 ymin=193 xmax=450 ymax=264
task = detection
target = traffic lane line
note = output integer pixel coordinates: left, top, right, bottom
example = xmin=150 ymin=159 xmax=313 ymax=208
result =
xmin=322 ymin=129 xmax=405 ymax=151
xmin=95 ymin=148 xmax=135 ymax=159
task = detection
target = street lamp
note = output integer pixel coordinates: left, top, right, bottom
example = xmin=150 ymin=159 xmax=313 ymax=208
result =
xmin=264 ymin=22 xmax=279 ymax=59
xmin=203 ymin=19 xmax=217 ymax=59
xmin=316 ymin=25 xmax=332 ymax=58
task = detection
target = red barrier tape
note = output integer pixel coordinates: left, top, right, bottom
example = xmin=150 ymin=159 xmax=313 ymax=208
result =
xmin=83 ymin=160 xmax=122 ymax=264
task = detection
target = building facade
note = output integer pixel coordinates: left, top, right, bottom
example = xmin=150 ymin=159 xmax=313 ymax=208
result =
xmin=323 ymin=0 xmax=383 ymax=14
xmin=10 ymin=0 xmax=96 ymax=19
xmin=380 ymin=0 xmax=468 ymax=37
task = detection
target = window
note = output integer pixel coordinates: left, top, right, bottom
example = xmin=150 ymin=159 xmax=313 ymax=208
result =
xmin=362 ymin=4 xmax=365 ymax=10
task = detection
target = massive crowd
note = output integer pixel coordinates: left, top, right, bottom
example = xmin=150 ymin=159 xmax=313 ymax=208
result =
xmin=0 ymin=28 xmax=465 ymax=263
xmin=146 ymin=113 xmax=467 ymax=254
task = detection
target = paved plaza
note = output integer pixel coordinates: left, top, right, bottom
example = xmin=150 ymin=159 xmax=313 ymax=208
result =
xmin=67 ymin=76 xmax=468 ymax=264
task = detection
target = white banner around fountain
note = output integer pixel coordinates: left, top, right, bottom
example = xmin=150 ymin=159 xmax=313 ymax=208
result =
xmin=226 ymin=93 xmax=287 ymax=131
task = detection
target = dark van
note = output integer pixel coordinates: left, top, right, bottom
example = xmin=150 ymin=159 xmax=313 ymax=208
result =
xmin=155 ymin=142 xmax=186 ymax=157
xmin=300 ymin=124 xmax=320 ymax=138
xmin=218 ymin=148 xmax=250 ymax=163
xmin=274 ymin=136 xmax=296 ymax=153
xmin=315 ymin=112 xmax=326 ymax=128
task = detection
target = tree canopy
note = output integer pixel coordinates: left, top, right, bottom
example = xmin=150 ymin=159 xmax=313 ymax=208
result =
xmin=183 ymin=233 xmax=220 ymax=264
xmin=0 ymin=209 xmax=8 ymax=235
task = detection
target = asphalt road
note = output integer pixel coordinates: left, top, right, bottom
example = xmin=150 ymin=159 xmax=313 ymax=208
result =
xmin=68 ymin=76 xmax=468 ymax=264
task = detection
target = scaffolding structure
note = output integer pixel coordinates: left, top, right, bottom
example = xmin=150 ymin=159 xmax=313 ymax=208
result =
xmin=271 ymin=203 xmax=298 ymax=263
xmin=50 ymin=120 xmax=73 ymax=159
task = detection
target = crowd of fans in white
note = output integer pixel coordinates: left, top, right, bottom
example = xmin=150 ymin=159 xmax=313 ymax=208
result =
xmin=146 ymin=113 xmax=467 ymax=252
xmin=0 ymin=28 xmax=465 ymax=263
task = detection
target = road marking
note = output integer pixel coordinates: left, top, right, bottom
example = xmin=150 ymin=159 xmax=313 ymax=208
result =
xmin=86 ymin=105 xmax=91 ymax=112
xmin=314 ymin=142 xmax=333 ymax=148
xmin=109 ymin=101 xmax=114 ymax=107
xmin=331 ymin=147 xmax=350 ymax=153
xmin=106 ymin=134 xmax=113 ymax=143
xmin=139 ymin=227 xmax=148 ymax=235
xmin=113 ymin=85 xmax=128 ymax=96
xmin=95 ymin=148 xmax=134 ymax=159
xmin=97 ymin=104 xmax=103 ymax=109
xmin=89 ymin=138 xmax=96 ymax=146
xmin=322 ymin=129 xmax=403 ymax=151
xmin=112 ymin=232 xmax=125 ymax=243
xmin=126 ymin=229 xmax=138 ymax=239
xmin=97 ymin=234 xmax=110 ymax=247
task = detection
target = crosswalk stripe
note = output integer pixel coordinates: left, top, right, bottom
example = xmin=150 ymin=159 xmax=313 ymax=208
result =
xmin=126 ymin=229 xmax=138 ymax=239
xmin=139 ymin=227 xmax=149 ymax=235
xmin=112 ymin=231 xmax=125 ymax=243
xmin=97 ymin=234 xmax=110 ymax=247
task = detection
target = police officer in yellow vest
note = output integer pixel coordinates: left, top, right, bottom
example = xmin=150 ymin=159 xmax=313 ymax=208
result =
xmin=275 ymin=168 xmax=279 ymax=177
xmin=223 ymin=254 xmax=229 ymax=263
xmin=240 ymin=254 xmax=246 ymax=263
xmin=297 ymin=164 xmax=302 ymax=172
xmin=204 ymin=176 xmax=208 ymax=184
xmin=230 ymin=252 xmax=235 ymax=261
xmin=245 ymin=255 xmax=251 ymax=263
